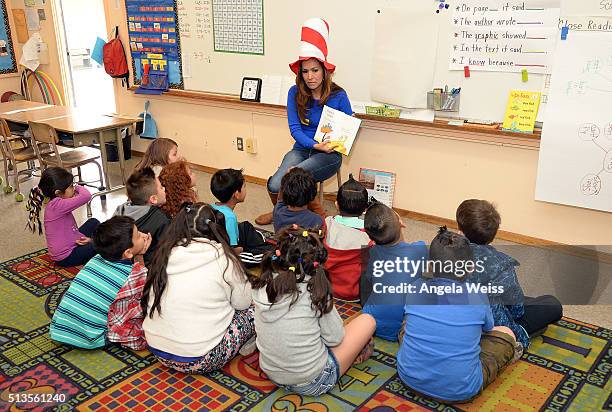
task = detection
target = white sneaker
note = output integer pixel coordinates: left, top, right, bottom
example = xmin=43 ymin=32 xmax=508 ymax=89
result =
xmin=239 ymin=335 xmax=257 ymax=356
xmin=512 ymin=341 xmax=524 ymax=363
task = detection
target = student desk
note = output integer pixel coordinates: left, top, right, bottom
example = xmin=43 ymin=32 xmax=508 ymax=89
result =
xmin=0 ymin=100 xmax=53 ymax=113
xmin=0 ymin=101 xmax=141 ymax=216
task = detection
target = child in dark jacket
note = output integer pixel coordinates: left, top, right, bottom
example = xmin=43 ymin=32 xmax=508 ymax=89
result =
xmin=273 ymin=168 xmax=324 ymax=232
xmin=457 ymin=199 xmax=563 ymax=349
xmin=114 ymin=167 xmax=170 ymax=266
xmin=324 ymin=174 xmax=372 ymax=301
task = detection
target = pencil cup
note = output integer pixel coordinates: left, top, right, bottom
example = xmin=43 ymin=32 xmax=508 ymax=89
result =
xmin=427 ymin=92 xmax=460 ymax=111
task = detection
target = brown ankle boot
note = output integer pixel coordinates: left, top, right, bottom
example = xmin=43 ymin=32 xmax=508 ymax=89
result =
xmin=307 ymin=197 xmax=326 ymax=220
xmin=255 ymin=190 xmax=278 ymax=225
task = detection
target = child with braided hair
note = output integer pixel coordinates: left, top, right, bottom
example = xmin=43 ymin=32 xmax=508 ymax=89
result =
xmin=25 ymin=167 xmax=99 ymax=267
xmin=251 ymin=224 xmax=376 ymax=396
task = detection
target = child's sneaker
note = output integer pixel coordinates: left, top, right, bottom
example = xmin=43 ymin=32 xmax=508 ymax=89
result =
xmin=239 ymin=335 xmax=258 ymax=356
xmin=353 ymin=337 xmax=375 ymax=364
xmin=512 ymin=341 xmax=524 ymax=363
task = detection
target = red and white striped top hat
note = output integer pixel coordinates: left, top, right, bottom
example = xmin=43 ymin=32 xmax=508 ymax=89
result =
xmin=289 ymin=18 xmax=336 ymax=74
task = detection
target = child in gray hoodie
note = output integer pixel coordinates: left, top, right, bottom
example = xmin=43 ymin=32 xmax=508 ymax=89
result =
xmin=251 ymin=225 xmax=376 ymax=396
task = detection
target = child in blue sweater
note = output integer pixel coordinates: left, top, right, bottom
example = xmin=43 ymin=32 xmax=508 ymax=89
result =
xmin=360 ymin=202 xmax=427 ymax=341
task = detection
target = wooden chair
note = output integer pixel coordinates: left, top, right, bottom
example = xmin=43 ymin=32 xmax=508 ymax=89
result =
xmin=28 ymin=121 xmax=104 ymax=191
xmin=319 ymin=167 xmax=343 ymax=203
xmin=0 ymin=118 xmax=45 ymax=201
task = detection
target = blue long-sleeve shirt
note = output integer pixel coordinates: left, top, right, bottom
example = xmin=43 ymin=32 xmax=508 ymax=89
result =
xmin=286 ymin=85 xmax=353 ymax=149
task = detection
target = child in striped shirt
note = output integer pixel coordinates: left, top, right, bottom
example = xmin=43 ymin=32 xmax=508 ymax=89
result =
xmin=49 ymin=216 xmax=151 ymax=349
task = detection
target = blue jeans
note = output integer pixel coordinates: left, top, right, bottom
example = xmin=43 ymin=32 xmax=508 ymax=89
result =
xmin=56 ymin=218 xmax=100 ymax=267
xmin=268 ymin=147 xmax=342 ymax=194
xmin=278 ymin=349 xmax=340 ymax=396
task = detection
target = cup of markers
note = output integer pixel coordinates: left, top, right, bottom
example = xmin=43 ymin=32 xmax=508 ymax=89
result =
xmin=442 ymin=88 xmax=461 ymax=111
xmin=427 ymin=87 xmax=461 ymax=111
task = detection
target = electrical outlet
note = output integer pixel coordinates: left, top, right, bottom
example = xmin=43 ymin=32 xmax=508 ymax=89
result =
xmin=246 ymin=138 xmax=257 ymax=154
xmin=236 ymin=137 xmax=244 ymax=151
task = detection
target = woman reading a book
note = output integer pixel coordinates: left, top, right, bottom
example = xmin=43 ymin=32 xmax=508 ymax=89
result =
xmin=256 ymin=18 xmax=353 ymax=225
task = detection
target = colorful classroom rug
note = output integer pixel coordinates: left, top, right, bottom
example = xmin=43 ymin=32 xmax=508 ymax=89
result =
xmin=0 ymin=249 xmax=610 ymax=411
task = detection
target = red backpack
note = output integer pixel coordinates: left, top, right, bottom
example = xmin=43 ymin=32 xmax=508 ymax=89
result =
xmin=103 ymin=26 xmax=129 ymax=86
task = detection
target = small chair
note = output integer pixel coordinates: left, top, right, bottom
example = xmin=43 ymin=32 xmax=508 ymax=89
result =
xmin=28 ymin=121 xmax=104 ymax=190
xmin=319 ymin=167 xmax=343 ymax=203
xmin=0 ymin=118 xmax=45 ymax=201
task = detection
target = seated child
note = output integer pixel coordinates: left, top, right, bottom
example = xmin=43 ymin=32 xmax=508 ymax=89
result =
xmin=397 ymin=227 xmax=519 ymax=403
xmin=210 ymin=168 xmax=245 ymax=247
xmin=49 ymin=216 xmax=152 ymax=349
xmin=273 ymin=168 xmax=323 ymax=232
xmin=159 ymin=160 xmax=197 ymax=218
xmin=210 ymin=168 xmax=273 ymax=265
xmin=142 ymin=203 xmax=255 ymax=373
xmin=456 ymin=199 xmax=563 ymax=349
xmin=361 ymin=202 xmax=428 ymax=341
xmin=324 ymin=174 xmax=372 ymax=300
xmin=252 ymin=225 xmax=376 ymax=396
xmin=114 ymin=167 xmax=170 ymax=266
xmin=134 ymin=137 xmax=180 ymax=176
xmin=26 ymin=167 xmax=99 ymax=267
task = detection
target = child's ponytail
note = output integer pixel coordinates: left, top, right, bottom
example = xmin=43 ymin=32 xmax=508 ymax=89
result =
xmin=25 ymin=186 xmax=45 ymax=235
xmin=24 ymin=167 xmax=74 ymax=235
xmin=253 ymin=225 xmax=333 ymax=317
xmin=307 ymin=248 xmax=333 ymax=317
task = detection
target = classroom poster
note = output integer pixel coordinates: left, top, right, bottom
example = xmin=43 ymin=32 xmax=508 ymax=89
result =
xmin=0 ymin=0 xmax=17 ymax=74
xmin=358 ymin=168 xmax=396 ymax=208
xmin=502 ymin=90 xmax=541 ymax=133
xmin=125 ymin=0 xmax=182 ymax=88
xmin=535 ymin=32 xmax=612 ymax=213
xmin=449 ymin=0 xmax=560 ymax=73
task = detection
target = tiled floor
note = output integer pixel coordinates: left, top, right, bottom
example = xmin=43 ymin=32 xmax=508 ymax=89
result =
xmin=1 ymin=156 xmax=610 ymax=328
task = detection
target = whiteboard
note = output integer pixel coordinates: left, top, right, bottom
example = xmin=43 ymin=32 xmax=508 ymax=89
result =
xmin=173 ymin=0 xmax=611 ymax=122
xmin=535 ymin=32 xmax=612 ymax=213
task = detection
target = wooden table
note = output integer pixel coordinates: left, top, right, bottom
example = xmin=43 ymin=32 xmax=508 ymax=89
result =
xmin=0 ymin=101 xmax=141 ymax=216
xmin=0 ymin=100 xmax=52 ymax=114
xmin=1 ymin=106 xmax=75 ymax=124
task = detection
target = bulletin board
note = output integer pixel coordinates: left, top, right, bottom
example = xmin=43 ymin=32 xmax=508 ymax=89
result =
xmin=125 ymin=0 xmax=183 ymax=88
xmin=0 ymin=0 xmax=17 ymax=74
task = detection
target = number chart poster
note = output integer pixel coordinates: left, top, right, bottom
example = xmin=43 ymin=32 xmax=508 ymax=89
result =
xmin=0 ymin=0 xmax=17 ymax=74
xmin=212 ymin=0 xmax=263 ymax=55
xmin=536 ymin=32 xmax=612 ymax=213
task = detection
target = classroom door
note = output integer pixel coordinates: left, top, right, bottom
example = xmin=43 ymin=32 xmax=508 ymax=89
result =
xmin=55 ymin=0 xmax=115 ymax=112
